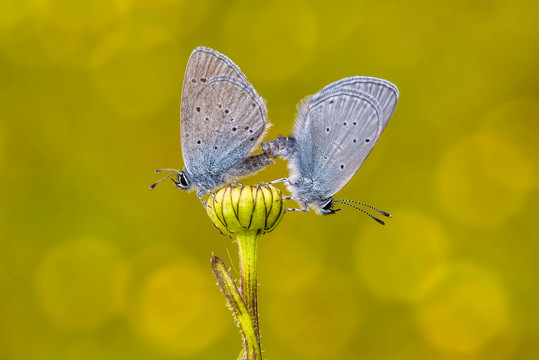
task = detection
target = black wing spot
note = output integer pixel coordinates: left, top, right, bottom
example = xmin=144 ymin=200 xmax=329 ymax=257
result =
xmin=353 ymin=122 xmax=357 ymax=125
xmin=326 ymin=127 xmax=330 ymax=132
xmin=224 ymin=109 xmax=229 ymax=114
xmin=329 ymin=100 xmax=334 ymax=104
xmin=200 ymin=77 xmax=207 ymax=83
xmin=324 ymin=156 xmax=328 ymax=160
xmin=353 ymin=139 xmax=357 ymax=143
xmin=196 ymin=140 xmax=201 ymax=144
xmin=245 ymin=126 xmax=249 ymax=130
xmin=252 ymin=103 xmax=256 ymax=108
xmin=191 ymin=79 xmax=196 ymax=83
xmin=343 ymin=122 xmax=347 ymax=126
xmin=249 ymin=129 xmax=253 ymax=133
xmin=230 ymin=118 xmax=234 ymax=122
xmin=365 ymin=138 xmax=370 ymax=143
xmin=340 ymin=164 xmax=345 ymax=169
xmin=196 ymin=106 xmax=201 ymax=112
xmin=218 ymin=103 xmax=222 ymax=108
xmin=250 ymin=137 xmax=255 ymax=141
xmin=205 ymin=117 xmax=209 ymax=121
xmin=232 ymin=127 xmax=237 ymax=132
xmin=214 ymin=146 xmax=218 ymax=150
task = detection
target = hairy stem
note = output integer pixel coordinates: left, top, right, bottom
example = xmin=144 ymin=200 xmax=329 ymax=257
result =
xmin=212 ymin=255 xmax=262 ymax=360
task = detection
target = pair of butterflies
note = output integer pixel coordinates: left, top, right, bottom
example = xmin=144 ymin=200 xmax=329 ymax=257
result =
xmin=151 ymin=47 xmax=399 ymax=224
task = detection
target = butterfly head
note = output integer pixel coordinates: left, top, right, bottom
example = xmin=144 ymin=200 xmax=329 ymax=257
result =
xmin=173 ymin=170 xmax=191 ymax=190
xmin=317 ymin=198 xmax=342 ymax=215
xmin=150 ymin=169 xmax=192 ymax=191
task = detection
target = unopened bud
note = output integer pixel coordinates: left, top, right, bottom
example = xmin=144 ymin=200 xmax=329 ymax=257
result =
xmin=206 ymin=184 xmax=285 ymax=237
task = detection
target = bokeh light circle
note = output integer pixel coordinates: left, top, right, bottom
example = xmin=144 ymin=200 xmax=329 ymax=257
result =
xmin=42 ymin=0 xmax=125 ymax=33
xmin=0 ymin=0 xmax=125 ymax=67
xmin=223 ymin=0 xmax=317 ymax=83
xmin=415 ymin=263 xmax=510 ymax=355
xmin=356 ymin=210 xmax=450 ymax=301
xmin=260 ymin=229 xmax=326 ymax=292
xmin=132 ymin=260 xmax=226 ymax=356
xmin=268 ymin=267 xmax=361 ymax=358
xmin=482 ymin=98 xmax=539 ymax=166
xmin=0 ymin=0 xmax=44 ymax=32
xmin=438 ymin=132 xmax=534 ymax=226
xmin=93 ymin=43 xmax=183 ymax=117
xmin=34 ymin=236 xmax=128 ymax=331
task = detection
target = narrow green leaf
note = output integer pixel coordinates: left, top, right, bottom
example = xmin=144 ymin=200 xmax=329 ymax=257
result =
xmin=212 ymin=255 xmax=262 ymax=360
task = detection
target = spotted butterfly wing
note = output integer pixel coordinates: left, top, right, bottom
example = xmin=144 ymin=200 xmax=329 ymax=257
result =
xmin=289 ymin=76 xmax=398 ymax=200
xmin=180 ymin=47 xmax=269 ymax=183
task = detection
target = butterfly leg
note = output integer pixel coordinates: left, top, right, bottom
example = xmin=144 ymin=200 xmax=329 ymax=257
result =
xmin=261 ymin=177 xmax=289 ymax=186
xmin=285 ymin=208 xmax=309 ymax=213
xmin=277 ymin=195 xmax=303 ymax=201
xmin=285 ymin=200 xmax=310 ymax=213
xmin=196 ymin=189 xmax=209 ymax=208
xmin=226 ymin=177 xmax=243 ymax=186
xmin=278 ymin=197 xmax=310 ymax=213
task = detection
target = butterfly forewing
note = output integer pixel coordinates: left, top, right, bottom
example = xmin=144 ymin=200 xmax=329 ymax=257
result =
xmin=318 ymin=76 xmax=398 ymax=140
xmin=293 ymin=91 xmax=381 ymax=199
xmin=180 ymin=47 xmax=268 ymax=178
xmin=184 ymin=77 xmax=268 ymax=177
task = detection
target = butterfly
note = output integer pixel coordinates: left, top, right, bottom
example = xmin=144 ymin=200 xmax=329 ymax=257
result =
xmin=151 ymin=47 xmax=274 ymax=205
xmin=262 ymin=76 xmax=398 ymax=224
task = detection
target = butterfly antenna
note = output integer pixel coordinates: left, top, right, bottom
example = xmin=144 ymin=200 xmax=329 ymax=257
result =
xmin=154 ymin=168 xmax=181 ymax=174
xmin=334 ymin=199 xmax=391 ymax=218
xmin=333 ymin=200 xmax=386 ymax=225
xmin=149 ymin=169 xmax=180 ymax=190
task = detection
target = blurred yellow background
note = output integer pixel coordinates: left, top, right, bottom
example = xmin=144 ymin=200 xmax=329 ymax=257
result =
xmin=0 ymin=0 xmax=538 ymax=359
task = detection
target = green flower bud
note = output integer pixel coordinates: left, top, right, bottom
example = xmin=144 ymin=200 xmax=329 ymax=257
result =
xmin=206 ymin=184 xmax=285 ymax=237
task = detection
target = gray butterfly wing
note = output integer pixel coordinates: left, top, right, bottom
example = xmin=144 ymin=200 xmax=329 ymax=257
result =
xmin=180 ymin=47 xmax=268 ymax=181
xmin=318 ymin=76 xmax=399 ymax=135
xmin=291 ymin=77 xmax=398 ymax=199
xmin=181 ymin=46 xmax=249 ymax=125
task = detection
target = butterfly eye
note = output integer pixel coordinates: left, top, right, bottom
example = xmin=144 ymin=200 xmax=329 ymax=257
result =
xmin=179 ymin=173 xmax=189 ymax=188
xmin=322 ymin=199 xmax=333 ymax=211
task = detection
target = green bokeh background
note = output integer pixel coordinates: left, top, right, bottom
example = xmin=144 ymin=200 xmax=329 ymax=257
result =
xmin=1 ymin=0 xmax=538 ymax=359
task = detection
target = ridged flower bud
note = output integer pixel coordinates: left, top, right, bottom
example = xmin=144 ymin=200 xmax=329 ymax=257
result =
xmin=206 ymin=184 xmax=285 ymax=237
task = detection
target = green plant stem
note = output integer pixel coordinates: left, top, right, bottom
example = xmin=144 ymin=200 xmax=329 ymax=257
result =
xmin=237 ymin=229 xmax=262 ymax=353
xmin=211 ymin=255 xmax=261 ymax=360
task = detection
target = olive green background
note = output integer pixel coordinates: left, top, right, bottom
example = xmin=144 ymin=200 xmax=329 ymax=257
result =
xmin=1 ymin=0 xmax=538 ymax=359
